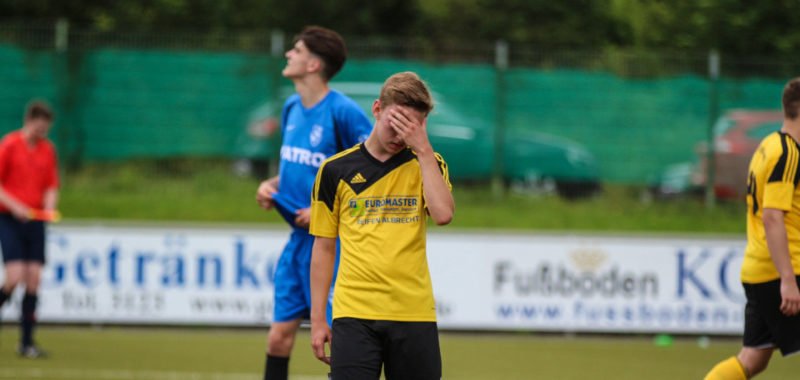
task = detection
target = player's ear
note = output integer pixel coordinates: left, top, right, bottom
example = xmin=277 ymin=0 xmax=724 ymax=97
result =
xmin=372 ymin=100 xmax=382 ymax=120
xmin=307 ymin=56 xmax=322 ymax=75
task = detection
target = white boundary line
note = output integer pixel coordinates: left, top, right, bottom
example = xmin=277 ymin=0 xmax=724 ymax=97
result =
xmin=0 ymin=368 xmax=327 ymax=380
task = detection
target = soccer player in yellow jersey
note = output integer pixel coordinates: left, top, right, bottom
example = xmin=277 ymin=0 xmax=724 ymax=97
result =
xmin=308 ymin=72 xmax=454 ymax=379
xmin=704 ymin=78 xmax=800 ymax=379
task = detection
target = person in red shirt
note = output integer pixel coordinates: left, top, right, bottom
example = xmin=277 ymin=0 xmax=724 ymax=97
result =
xmin=0 ymin=100 xmax=59 ymax=359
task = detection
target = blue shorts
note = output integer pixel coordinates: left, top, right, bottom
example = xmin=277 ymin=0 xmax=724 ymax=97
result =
xmin=0 ymin=214 xmax=46 ymax=264
xmin=273 ymin=229 xmax=337 ymax=324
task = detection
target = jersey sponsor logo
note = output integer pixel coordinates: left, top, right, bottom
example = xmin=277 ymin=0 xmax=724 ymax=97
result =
xmin=349 ymin=200 xmax=366 ymax=217
xmin=280 ymin=146 xmax=327 ymax=167
xmin=362 ymin=197 xmax=418 ymax=208
xmin=350 ymin=173 xmax=367 ymax=184
xmin=348 ymin=195 xmax=420 ymax=225
xmin=309 ymin=124 xmax=324 ymax=147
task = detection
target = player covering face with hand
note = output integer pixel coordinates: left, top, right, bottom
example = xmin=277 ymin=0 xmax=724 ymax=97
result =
xmin=309 ymin=71 xmax=454 ymax=380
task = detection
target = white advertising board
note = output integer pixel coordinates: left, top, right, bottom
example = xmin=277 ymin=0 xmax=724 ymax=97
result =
xmin=0 ymin=226 xmax=747 ymax=334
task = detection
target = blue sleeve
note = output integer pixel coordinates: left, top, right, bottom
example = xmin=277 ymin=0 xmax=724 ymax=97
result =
xmin=336 ymin=101 xmax=373 ymax=148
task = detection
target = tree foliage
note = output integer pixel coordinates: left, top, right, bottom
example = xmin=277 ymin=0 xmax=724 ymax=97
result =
xmin=2 ymin=0 xmax=800 ymax=56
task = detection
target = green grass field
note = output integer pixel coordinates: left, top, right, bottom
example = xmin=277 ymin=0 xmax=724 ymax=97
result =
xmin=0 ymin=326 xmax=796 ymax=379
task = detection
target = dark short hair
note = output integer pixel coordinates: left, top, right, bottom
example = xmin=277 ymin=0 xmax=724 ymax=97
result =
xmin=294 ymin=26 xmax=346 ymax=81
xmin=379 ymin=72 xmax=434 ymax=116
xmin=24 ymin=100 xmax=54 ymax=122
xmin=783 ymin=78 xmax=800 ymax=120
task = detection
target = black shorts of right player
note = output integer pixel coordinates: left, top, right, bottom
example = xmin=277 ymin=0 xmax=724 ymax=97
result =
xmin=0 ymin=214 xmax=45 ymax=264
xmin=331 ymin=317 xmax=441 ymax=380
xmin=743 ymin=275 xmax=800 ymax=356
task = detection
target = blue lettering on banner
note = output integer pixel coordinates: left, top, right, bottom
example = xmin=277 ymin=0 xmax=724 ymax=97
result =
xmin=109 ymin=244 xmax=120 ymax=286
xmin=676 ymin=250 xmax=712 ymax=298
xmin=44 ymin=236 xmax=279 ymax=290
xmin=719 ymin=249 xmax=746 ymax=303
xmin=236 ymin=240 xmax=259 ymax=288
xmin=495 ymin=301 xmax=744 ymax=328
xmin=197 ymin=255 xmax=223 ymax=288
xmin=136 ymin=253 xmax=155 ymax=287
xmin=161 ymin=256 xmax=185 ymax=287
xmin=76 ymin=251 xmax=100 ymax=287
xmin=496 ymin=304 xmax=562 ymax=320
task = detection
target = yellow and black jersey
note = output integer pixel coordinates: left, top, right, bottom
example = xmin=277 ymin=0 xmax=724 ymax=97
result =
xmin=310 ymin=143 xmax=451 ymax=322
xmin=743 ymin=131 xmax=800 ymax=283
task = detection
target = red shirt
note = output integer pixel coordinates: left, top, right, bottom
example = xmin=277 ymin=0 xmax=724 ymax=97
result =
xmin=0 ymin=130 xmax=59 ymax=212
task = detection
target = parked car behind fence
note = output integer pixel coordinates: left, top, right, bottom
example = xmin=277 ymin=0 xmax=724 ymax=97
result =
xmin=239 ymin=82 xmax=601 ymax=199
xmin=653 ymin=110 xmax=783 ymax=200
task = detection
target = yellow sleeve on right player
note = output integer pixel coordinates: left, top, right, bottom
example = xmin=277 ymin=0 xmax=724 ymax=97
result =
xmin=763 ymin=134 xmax=799 ymax=211
xmin=310 ymin=160 xmax=340 ymax=239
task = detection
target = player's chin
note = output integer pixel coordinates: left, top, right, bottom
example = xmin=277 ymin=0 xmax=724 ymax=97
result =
xmin=387 ymin=142 xmax=404 ymax=152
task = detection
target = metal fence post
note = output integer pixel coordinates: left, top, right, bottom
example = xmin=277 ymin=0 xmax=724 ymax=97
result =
xmin=270 ymin=29 xmax=284 ymax=57
xmin=53 ymin=18 xmax=78 ymax=169
xmin=492 ymin=40 xmax=509 ymax=198
xmin=705 ymin=50 xmax=720 ymax=208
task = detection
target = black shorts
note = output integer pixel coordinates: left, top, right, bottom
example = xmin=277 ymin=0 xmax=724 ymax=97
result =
xmin=742 ymin=276 xmax=800 ymax=356
xmin=0 ymin=214 xmax=46 ymax=264
xmin=331 ymin=317 xmax=441 ymax=380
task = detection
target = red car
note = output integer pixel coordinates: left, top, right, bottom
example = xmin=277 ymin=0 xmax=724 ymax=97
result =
xmin=692 ymin=110 xmax=784 ymax=200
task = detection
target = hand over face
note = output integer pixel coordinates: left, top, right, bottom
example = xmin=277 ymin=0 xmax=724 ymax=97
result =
xmin=388 ymin=107 xmax=430 ymax=153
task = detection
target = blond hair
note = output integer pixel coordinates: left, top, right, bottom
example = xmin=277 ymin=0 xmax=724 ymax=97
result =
xmin=378 ymin=72 xmax=434 ymax=115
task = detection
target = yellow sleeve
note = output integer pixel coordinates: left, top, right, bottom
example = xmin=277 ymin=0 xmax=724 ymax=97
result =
xmin=763 ymin=134 xmax=799 ymax=211
xmin=310 ymin=160 xmax=340 ymax=238
xmin=422 ymin=152 xmax=453 ymax=210
xmin=435 ymin=152 xmax=453 ymax=191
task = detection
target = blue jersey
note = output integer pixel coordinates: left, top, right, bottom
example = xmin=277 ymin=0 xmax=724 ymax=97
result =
xmin=273 ymin=89 xmax=372 ymax=230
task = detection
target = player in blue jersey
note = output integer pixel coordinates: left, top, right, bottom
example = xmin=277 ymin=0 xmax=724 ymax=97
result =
xmin=255 ymin=26 xmax=372 ymax=380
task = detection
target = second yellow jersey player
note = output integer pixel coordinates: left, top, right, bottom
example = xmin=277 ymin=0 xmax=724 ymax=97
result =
xmin=743 ymin=131 xmax=800 ymax=283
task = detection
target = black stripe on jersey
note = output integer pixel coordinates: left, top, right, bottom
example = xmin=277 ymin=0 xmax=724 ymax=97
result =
xmin=314 ymin=160 xmax=342 ymax=213
xmin=768 ymin=133 xmax=790 ymax=183
xmin=782 ymin=133 xmax=800 ymax=185
xmin=789 ymin=134 xmax=800 ymax=187
xmin=345 ymin=145 xmax=416 ymax=195
xmin=315 ymin=145 xmax=417 ymax=212
xmin=434 ymin=152 xmax=447 ymax=175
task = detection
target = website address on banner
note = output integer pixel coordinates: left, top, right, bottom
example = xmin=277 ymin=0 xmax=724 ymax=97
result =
xmin=496 ymin=304 xmax=563 ymax=321
xmin=189 ymin=297 xmax=272 ymax=321
xmin=496 ymin=301 xmax=743 ymax=328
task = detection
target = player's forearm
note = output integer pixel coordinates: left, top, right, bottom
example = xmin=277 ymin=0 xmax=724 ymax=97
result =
xmin=43 ymin=188 xmax=59 ymax=211
xmin=309 ymin=237 xmax=336 ymax=324
xmin=763 ymin=208 xmax=796 ymax=280
xmin=417 ymin=151 xmax=454 ymax=225
xmin=0 ymin=186 xmax=28 ymax=213
xmin=265 ymin=175 xmax=280 ymax=190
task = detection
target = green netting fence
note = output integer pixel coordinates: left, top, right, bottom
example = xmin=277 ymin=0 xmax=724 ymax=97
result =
xmin=0 ymin=22 xmax=796 ymax=186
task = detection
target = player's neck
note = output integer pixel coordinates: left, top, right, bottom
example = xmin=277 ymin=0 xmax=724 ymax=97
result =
xmin=781 ymin=119 xmax=800 ymax=144
xmin=363 ymin=136 xmax=396 ymax=163
xmin=293 ymin=76 xmax=330 ymax=109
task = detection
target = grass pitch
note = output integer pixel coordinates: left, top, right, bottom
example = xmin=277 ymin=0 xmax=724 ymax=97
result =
xmin=0 ymin=326 xmax=796 ymax=379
